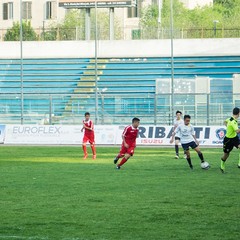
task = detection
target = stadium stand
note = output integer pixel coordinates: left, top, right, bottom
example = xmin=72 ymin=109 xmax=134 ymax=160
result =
xmin=0 ymin=56 xmax=240 ymax=124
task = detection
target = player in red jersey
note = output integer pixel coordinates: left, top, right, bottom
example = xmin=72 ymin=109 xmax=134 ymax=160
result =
xmin=113 ymin=117 xmax=140 ymax=169
xmin=81 ymin=112 xmax=96 ymax=159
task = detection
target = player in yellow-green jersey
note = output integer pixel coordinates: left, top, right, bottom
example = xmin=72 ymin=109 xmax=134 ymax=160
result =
xmin=220 ymin=107 xmax=240 ymax=173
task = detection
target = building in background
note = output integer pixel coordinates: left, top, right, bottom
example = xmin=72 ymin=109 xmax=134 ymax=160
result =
xmin=0 ymin=0 xmax=66 ymax=36
xmin=0 ymin=0 xmax=214 ymax=40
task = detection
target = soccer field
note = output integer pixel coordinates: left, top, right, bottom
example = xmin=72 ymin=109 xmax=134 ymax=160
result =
xmin=0 ymin=146 xmax=239 ymax=240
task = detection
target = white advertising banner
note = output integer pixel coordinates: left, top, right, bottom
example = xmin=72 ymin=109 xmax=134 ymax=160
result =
xmin=4 ymin=125 xmax=83 ymax=144
xmin=3 ymin=125 xmax=119 ymax=145
xmin=136 ymin=126 xmax=226 ymax=146
xmin=94 ymin=125 xmax=118 ymax=144
xmin=1 ymin=124 xmax=227 ymax=146
xmin=115 ymin=125 xmax=226 ymax=146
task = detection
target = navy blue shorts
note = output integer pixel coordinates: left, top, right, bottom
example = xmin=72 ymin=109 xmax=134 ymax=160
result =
xmin=181 ymin=141 xmax=198 ymax=151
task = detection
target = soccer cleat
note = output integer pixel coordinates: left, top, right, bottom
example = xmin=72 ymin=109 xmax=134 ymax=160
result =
xmin=220 ymin=167 xmax=225 ymax=173
xmin=92 ymin=155 xmax=96 ymax=160
xmin=189 ymin=165 xmax=193 ymax=170
xmin=175 ymin=155 xmax=179 ymax=159
xmin=114 ymin=157 xmax=119 ymax=164
xmin=220 ymin=160 xmax=225 ymax=173
xmin=116 ymin=166 xmax=121 ymax=170
xmin=238 ymin=164 xmax=240 ymax=169
xmin=83 ymin=154 xmax=88 ymax=159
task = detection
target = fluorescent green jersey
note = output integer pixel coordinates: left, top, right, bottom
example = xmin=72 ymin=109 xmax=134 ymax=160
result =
xmin=225 ymin=117 xmax=239 ymax=138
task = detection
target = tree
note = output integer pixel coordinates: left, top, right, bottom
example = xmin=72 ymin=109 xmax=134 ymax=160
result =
xmin=213 ymin=0 xmax=239 ymax=17
xmin=140 ymin=1 xmax=190 ymax=38
xmin=91 ymin=9 xmax=122 ymax=40
xmin=140 ymin=0 xmax=240 ymax=39
xmin=212 ymin=0 xmax=240 ymax=27
xmin=57 ymin=9 xmax=85 ymax=40
xmin=4 ymin=21 xmax=37 ymax=41
xmin=213 ymin=0 xmax=237 ymax=9
xmin=47 ymin=9 xmax=122 ymax=41
xmin=160 ymin=0 xmax=189 ymax=28
xmin=187 ymin=5 xmax=224 ymax=28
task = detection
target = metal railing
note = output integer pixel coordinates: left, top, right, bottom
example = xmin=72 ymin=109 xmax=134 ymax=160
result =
xmin=1 ymin=27 xmax=240 ymax=41
xmin=0 ymin=92 xmax=238 ymax=125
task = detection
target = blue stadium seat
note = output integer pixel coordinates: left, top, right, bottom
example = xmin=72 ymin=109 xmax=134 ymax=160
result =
xmin=0 ymin=56 xmax=239 ymax=124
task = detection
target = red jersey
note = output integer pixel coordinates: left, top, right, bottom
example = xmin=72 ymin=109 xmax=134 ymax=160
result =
xmin=83 ymin=119 xmax=94 ymax=137
xmin=122 ymin=125 xmax=139 ymax=146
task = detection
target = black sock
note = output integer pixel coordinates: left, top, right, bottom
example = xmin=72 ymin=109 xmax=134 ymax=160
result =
xmin=198 ymin=153 xmax=204 ymax=162
xmin=186 ymin=157 xmax=193 ymax=167
xmin=175 ymin=145 xmax=179 ymax=155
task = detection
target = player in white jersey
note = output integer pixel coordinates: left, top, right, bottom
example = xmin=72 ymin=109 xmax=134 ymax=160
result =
xmin=173 ymin=110 xmax=186 ymax=159
xmin=170 ymin=114 xmax=207 ymax=169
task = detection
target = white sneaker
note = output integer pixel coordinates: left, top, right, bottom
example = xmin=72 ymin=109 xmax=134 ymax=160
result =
xmin=175 ymin=155 xmax=179 ymax=159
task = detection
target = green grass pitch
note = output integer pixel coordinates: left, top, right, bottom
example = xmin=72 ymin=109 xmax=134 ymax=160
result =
xmin=0 ymin=146 xmax=240 ymax=240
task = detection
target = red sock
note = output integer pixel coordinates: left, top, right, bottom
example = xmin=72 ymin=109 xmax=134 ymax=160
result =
xmin=82 ymin=145 xmax=87 ymax=155
xmin=118 ymin=158 xmax=127 ymax=167
xmin=91 ymin=144 xmax=96 ymax=155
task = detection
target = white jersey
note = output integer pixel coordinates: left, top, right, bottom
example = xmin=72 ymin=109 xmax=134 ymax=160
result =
xmin=174 ymin=118 xmax=184 ymax=138
xmin=175 ymin=124 xmax=195 ymax=144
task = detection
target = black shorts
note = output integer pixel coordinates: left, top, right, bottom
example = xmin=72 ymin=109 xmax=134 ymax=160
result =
xmin=181 ymin=141 xmax=198 ymax=151
xmin=175 ymin=137 xmax=180 ymax=141
xmin=223 ymin=136 xmax=240 ymax=153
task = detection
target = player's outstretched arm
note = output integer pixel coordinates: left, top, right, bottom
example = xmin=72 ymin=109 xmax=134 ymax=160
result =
xmin=81 ymin=123 xmax=85 ymax=132
xmin=193 ymin=134 xmax=199 ymax=145
xmin=170 ymin=126 xmax=180 ymax=143
xmin=170 ymin=132 xmax=175 ymax=144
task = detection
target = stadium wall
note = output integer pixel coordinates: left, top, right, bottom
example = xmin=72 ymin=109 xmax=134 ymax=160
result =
xmin=0 ymin=39 xmax=240 ymax=58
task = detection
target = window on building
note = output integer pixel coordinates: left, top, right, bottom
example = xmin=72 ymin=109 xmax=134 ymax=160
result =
xmin=46 ymin=1 xmax=57 ymax=19
xmin=3 ymin=2 xmax=13 ymax=20
xmin=22 ymin=1 xmax=32 ymax=19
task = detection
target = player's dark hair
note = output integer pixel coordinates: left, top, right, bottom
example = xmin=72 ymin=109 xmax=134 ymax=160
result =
xmin=132 ymin=117 xmax=140 ymax=123
xmin=184 ymin=115 xmax=191 ymax=120
xmin=176 ymin=110 xmax=182 ymax=115
xmin=85 ymin=112 xmax=90 ymax=116
xmin=232 ymin=107 xmax=240 ymax=115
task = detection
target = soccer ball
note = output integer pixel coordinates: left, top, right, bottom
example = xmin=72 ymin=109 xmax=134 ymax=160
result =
xmin=201 ymin=161 xmax=210 ymax=170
